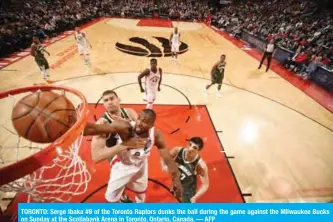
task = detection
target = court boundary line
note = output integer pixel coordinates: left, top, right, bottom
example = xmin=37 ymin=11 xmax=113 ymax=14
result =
xmin=204 ymin=105 xmax=245 ymax=203
xmin=55 ymin=71 xmax=333 ymax=133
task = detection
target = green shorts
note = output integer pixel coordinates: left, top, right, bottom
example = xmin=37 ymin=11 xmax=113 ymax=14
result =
xmin=181 ymin=187 xmax=196 ymax=203
xmin=212 ymin=70 xmax=224 ymax=84
xmin=35 ymin=56 xmax=49 ymax=71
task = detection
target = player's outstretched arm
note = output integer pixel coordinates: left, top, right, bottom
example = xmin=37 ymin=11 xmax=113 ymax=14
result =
xmin=83 ymin=119 xmax=129 ymax=136
xmin=90 ymin=118 xmax=122 ymax=163
xmin=138 ymin=69 xmax=149 ymax=92
xmin=126 ymin=108 xmax=138 ymax=121
xmin=90 ymin=119 xmax=146 ymax=163
xmin=155 ymin=130 xmax=183 ymax=198
xmin=160 ymin=146 xmax=181 ymax=171
xmin=191 ymin=160 xmax=209 ymax=203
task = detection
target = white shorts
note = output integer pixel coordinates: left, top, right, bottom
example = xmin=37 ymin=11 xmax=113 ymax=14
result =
xmin=171 ymin=43 xmax=180 ymax=53
xmin=78 ymin=44 xmax=89 ymax=55
xmin=144 ymin=87 xmax=157 ymax=103
xmin=105 ymin=157 xmax=148 ymax=202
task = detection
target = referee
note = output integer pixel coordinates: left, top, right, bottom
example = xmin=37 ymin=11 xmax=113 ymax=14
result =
xmin=258 ymin=39 xmax=276 ymax=72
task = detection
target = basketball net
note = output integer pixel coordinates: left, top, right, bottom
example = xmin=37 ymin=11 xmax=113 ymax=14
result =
xmin=0 ymin=85 xmax=91 ymax=208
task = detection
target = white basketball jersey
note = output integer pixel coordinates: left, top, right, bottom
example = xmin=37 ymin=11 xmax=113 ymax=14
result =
xmin=117 ymin=121 xmax=155 ymax=165
xmin=75 ymin=31 xmax=87 ymax=46
xmin=171 ymin=32 xmax=180 ymax=45
xmin=145 ymin=68 xmax=161 ymax=90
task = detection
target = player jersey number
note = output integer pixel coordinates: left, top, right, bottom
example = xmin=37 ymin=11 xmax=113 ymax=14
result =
xmin=180 ymin=172 xmax=186 ymax=181
xmin=150 ymin=76 xmax=159 ymax=83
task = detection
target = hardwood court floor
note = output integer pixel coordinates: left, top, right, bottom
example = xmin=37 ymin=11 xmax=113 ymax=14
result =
xmin=0 ymin=18 xmax=332 ymax=205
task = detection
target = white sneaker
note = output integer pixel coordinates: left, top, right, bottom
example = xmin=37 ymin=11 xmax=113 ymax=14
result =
xmin=216 ymin=92 xmax=222 ymax=98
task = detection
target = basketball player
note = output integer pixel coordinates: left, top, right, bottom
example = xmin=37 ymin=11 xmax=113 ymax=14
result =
xmin=204 ymin=54 xmax=226 ymax=98
xmin=74 ymin=27 xmax=92 ymax=66
xmin=86 ymin=109 xmax=183 ymax=202
xmin=93 ymin=90 xmax=138 ymax=202
xmin=161 ymin=137 xmax=209 ymax=203
xmin=138 ymin=58 xmax=162 ymax=109
xmin=170 ymin=27 xmax=180 ymax=63
xmin=31 ymin=36 xmax=50 ymax=80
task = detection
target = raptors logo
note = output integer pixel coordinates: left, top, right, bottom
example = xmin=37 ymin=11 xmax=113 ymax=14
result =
xmin=115 ymin=36 xmax=189 ymax=57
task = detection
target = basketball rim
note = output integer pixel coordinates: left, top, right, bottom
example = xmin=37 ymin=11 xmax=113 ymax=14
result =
xmin=0 ymin=84 xmax=89 ymax=186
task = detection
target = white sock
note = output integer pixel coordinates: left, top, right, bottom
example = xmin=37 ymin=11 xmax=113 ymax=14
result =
xmin=42 ymin=69 xmax=47 ymax=79
xmin=135 ymin=193 xmax=146 ymax=203
xmin=146 ymin=102 xmax=153 ymax=109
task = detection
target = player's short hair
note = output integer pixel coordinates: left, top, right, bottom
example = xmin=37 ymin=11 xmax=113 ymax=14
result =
xmin=189 ymin=137 xmax=204 ymax=150
xmin=102 ymin=90 xmax=118 ymax=98
xmin=141 ymin=109 xmax=156 ymax=123
xmin=150 ymin=58 xmax=157 ymax=63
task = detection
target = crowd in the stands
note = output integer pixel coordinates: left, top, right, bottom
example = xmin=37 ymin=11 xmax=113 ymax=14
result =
xmin=212 ymin=0 xmax=333 ymax=75
xmin=0 ymin=0 xmax=208 ymax=57
xmin=1 ymin=0 xmax=332 ymax=78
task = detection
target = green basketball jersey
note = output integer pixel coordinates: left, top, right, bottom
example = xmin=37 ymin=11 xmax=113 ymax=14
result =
xmin=34 ymin=44 xmax=45 ymax=59
xmin=213 ymin=61 xmax=226 ymax=77
xmin=102 ymin=108 xmax=131 ymax=148
xmin=175 ymin=148 xmax=201 ymax=191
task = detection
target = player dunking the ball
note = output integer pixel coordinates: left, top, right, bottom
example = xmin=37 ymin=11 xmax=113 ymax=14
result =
xmin=92 ymin=90 xmax=138 ymax=202
xmin=161 ymin=137 xmax=209 ymax=203
xmin=204 ymin=54 xmax=226 ymax=98
xmin=74 ymin=27 xmax=92 ymax=66
xmin=31 ymin=36 xmax=51 ymax=81
xmin=170 ymin=27 xmax=180 ymax=63
xmin=85 ymin=109 xmax=182 ymax=203
xmin=138 ymin=58 xmax=162 ymax=109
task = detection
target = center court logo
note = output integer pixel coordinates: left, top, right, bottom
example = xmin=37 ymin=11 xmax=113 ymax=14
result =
xmin=115 ymin=37 xmax=189 ymax=57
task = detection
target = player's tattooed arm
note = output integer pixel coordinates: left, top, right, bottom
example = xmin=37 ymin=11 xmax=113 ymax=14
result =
xmin=138 ymin=69 xmax=149 ymax=92
xmin=191 ymin=160 xmax=209 ymax=203
xmin=155 ymin=130 xmax=183 ymax=198
xmin=158 ymin=68 xmax=162 ymax=91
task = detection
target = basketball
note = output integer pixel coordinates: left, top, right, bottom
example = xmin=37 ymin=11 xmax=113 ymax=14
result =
xmin=11 ymin=90 xmax=77 ymax=143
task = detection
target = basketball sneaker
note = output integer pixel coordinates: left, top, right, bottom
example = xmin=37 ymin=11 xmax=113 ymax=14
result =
xmin=120 ymin=194 xmax=134 ymax=203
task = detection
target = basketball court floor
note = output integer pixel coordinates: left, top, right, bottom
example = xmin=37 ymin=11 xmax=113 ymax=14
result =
xmin=0 ymin=17 xmax=333 ymax=211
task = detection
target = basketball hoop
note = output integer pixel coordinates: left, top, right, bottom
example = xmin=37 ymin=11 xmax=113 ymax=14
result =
xmin=0 ymin=85 xmax=91 ymax=204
